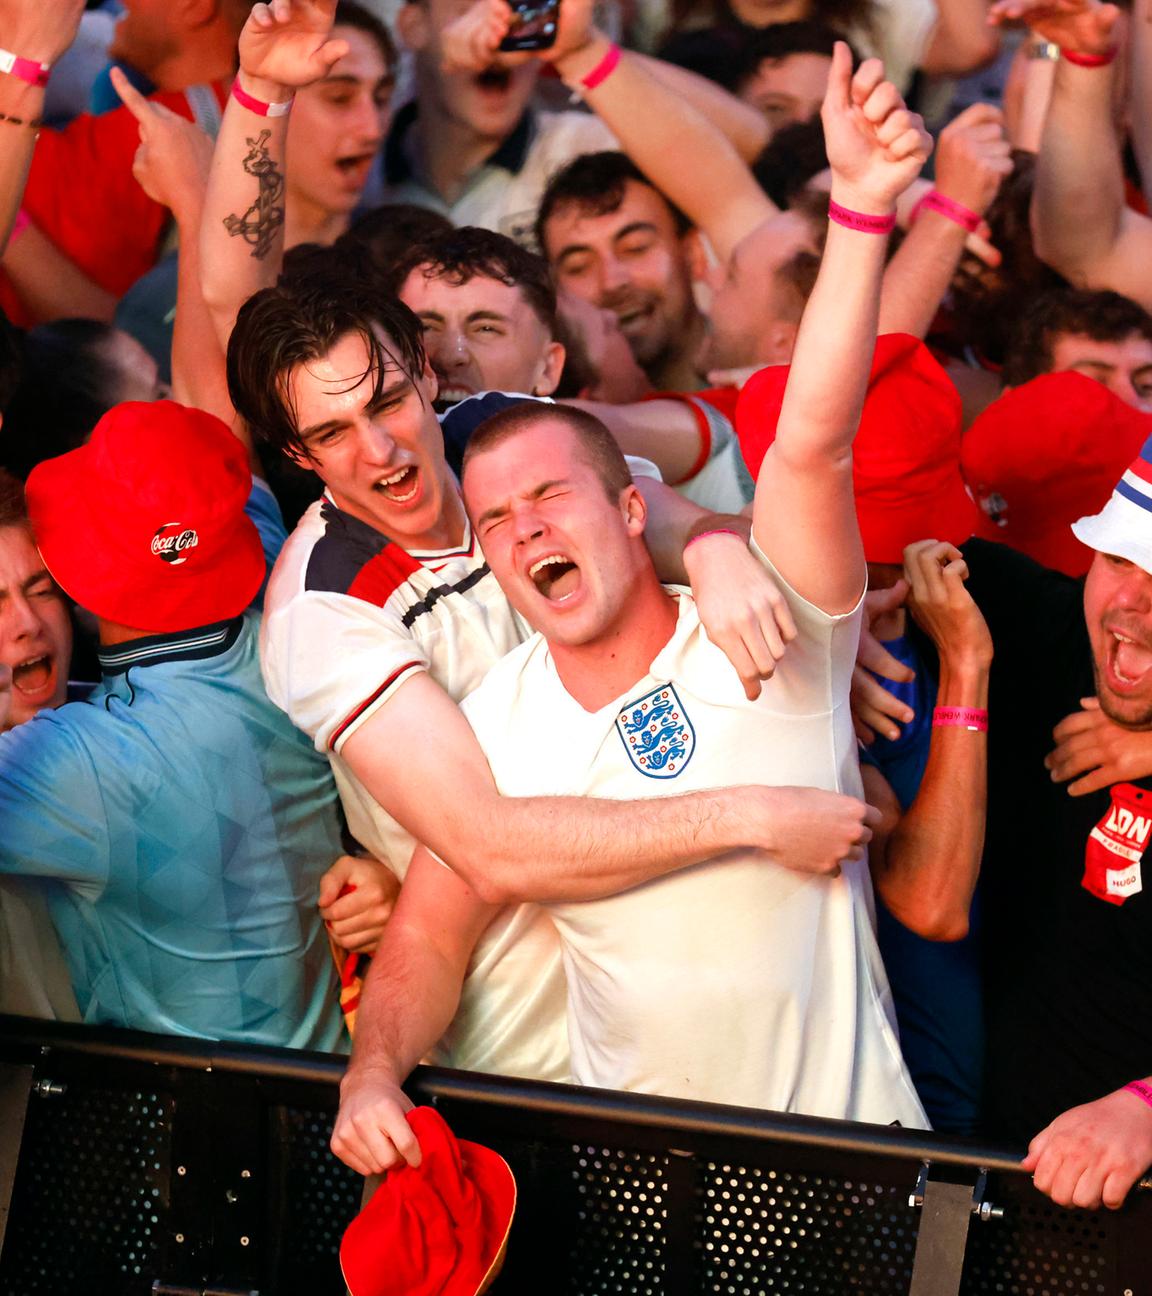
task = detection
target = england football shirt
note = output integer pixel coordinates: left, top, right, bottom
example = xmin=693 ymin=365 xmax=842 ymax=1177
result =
xmin=461 ymin=546 xmax=928 ymax=1127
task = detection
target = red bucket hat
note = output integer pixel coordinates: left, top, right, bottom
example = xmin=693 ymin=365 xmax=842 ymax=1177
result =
xmin=24 ymin=400 xmax=264 ymax=633
xmin=340 ymin=1107 xmax=516 ymax=1296
xmin=961 ymin=371 xmax=1152 ymax=577
xmin=735 ymin=334 xmax=977 ymax=564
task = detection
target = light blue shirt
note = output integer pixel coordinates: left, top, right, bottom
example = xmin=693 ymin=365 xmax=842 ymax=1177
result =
xmin=0 ymin=613 xmax=347 ymax=1053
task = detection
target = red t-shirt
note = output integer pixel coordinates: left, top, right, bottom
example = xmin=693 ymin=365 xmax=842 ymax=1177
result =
xmin=1 ymin=83 xmax=227 ymax=327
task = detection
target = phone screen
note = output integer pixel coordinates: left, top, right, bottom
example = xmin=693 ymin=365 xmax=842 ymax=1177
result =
xmin=499 ymin=0 xmax=561 ymax=51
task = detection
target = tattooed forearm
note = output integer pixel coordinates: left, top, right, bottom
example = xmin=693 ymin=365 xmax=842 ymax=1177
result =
xmin=222 ymin=130 xmax=285 ymax=261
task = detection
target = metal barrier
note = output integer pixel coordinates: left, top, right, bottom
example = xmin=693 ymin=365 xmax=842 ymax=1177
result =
xmin=0 ymin=1015 xmax=1149 ymax=1295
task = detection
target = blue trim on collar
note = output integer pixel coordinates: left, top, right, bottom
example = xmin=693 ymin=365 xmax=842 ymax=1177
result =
xmin=98 ymin=618 xmax=244 ymax=676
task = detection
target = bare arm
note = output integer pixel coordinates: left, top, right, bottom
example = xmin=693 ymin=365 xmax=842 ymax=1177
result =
xmin=441 ymin=0 xmax=777 ymax=263
xmin=0 ymin=1 xmax=84 ymax=251
xmin=341 ymin=671 xmax=874 ymax=904
xmin=570 ymin=396 xmax=707 ymax=486
xmin=1131 ymin=0 xmax=1152 ymax=207
xmin=2 ymin=224 xmax=116 ymax=322
xmin=753 ymin=46 xmax=932 ymax=611
xmin=868 ymin=542 xmax=991 ymax=940
xmin=920 ymin=0 xmax=1002 ymax=76
xmin=626 ymin=50 xmax=771 ymax=164
xmin=199 ymin=0 xmax=348 ymax=346
xmin=109 ymin=70 xmax=258 ymax=464
xmin=879 ymin=103 xmax=1012 ymax=338
xmin=990 ymin=0 xmax=1152 ymax=297
xmin=331 ymin=846 xmax=496 ymax=1175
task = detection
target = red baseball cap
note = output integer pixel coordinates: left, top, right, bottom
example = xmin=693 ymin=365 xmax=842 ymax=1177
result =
xmin=961 ymin=371 xmax=1152 ymax=577
xmin=340 ymin=1107 xmax=516 ymax=1296
xmin=24 ymin=400 xmax=265 ymax=633
xmin=736 ymin=334 xmax=977 ymax=564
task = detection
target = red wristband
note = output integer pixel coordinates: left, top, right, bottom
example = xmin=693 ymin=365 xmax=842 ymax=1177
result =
xmin=684 ymin=527 xmax=745 ymax=553
xmin=932 ymin=706 xmax=988 ymax=732
xmin=231 ymin=77 xmax=294 ymax=117
xmin=0 ymin=48 xmax=50 ymax=88
xmin=581 ymin=43 xmax=621 ymax=90
xmin=828 ymin=199 xmax=896 ymax=235
xmin=1061 ymin=46 xmax=1117 ymax=67
xmin=914 ymin=190 xmax=982 ymax=235
xmin=1124 ymin=1080 xmax=1152 ymax=1111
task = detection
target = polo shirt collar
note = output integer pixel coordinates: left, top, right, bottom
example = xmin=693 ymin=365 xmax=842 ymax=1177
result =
xmin=383 ymin=100 xmax=536 ymax=185
xmin=98 ymin=618 xmax=245 ymax=676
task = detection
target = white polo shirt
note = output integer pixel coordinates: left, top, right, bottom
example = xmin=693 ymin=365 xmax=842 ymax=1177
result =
xmin=460 ymin=546 xmax=928 ymax=1127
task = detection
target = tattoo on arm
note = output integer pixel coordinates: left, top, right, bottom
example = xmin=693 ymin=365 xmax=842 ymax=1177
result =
xmin=222 ymin=130 xmax=285 ymax=261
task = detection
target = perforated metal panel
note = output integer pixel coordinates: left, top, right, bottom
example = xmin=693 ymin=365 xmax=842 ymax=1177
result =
xmin=0 ymin=1085 xmax=170 ymax=1296
xmin=274 ymin=1105 xmax=362 ymax=1291
xmin=961 ymin=1191 xmax=1112 ymax=1295
xmin=700 ymin=1164 xmax=917 ymax=1295
xmin=567 ymin=1144 xmax=671 ymax=1295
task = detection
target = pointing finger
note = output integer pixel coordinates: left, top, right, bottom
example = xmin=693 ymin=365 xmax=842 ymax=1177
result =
xmin=110 ymin=66 xmax=155 ymax=127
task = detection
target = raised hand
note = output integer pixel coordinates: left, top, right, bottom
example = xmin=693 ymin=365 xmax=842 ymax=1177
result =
xmin=5 ymin=0 xmax=85 ymax=66
xmin=903 ymin=539 xmax=993 ymax=670
xmin=112 ymin=68 xmax=213 ymax=223
xmin=988 ymin=0 xmax=1120 ymax=56
xmin=239 ymin=0 xmax=350 ymax=98
xmin=822 ymin=42 xmax=933 ymax=214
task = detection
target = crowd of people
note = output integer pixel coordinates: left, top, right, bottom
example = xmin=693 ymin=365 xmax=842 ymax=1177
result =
xmin=3 ymin=0 xmax=1152 ymax=1231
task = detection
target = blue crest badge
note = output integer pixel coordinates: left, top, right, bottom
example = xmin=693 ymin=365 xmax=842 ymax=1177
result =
xmin=615 ymin=684 xmax=695 ymax=779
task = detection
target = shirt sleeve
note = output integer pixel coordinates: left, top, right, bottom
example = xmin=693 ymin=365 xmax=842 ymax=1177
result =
xmin=0 ymin=711 xmax=112 ymax=895
xmin=261 ymin=590 xmax=429 ymax=755
xmin=749 ymin=534 xmax=865 ymax=704
xmin=245 ymin=479 xmax=289 ymax=612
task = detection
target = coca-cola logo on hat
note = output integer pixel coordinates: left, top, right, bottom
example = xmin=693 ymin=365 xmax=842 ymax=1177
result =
xmin=151 ymin=522 xmax=199 ymax=566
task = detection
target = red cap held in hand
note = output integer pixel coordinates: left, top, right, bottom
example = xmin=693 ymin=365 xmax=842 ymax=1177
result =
xmin=340 ymin=1107 xmax=516 ymax=1296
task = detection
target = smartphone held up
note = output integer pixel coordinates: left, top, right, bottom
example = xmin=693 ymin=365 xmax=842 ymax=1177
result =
xmin=499 ymin=0 xmax=561 ymax=50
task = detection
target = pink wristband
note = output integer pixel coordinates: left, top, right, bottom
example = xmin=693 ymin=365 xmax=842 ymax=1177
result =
xmin=231 ymin=77 xmax=294 ymax=118
xmin=684 ymin=527 xmax=744 ymax=553
xmin=9 ymin=209 xmax=30 ymax=244
xmin=581 ymin=43 xmax=621 ymax=90
xmin=933 ymin=706 xmax=988 ymax=732
xmin=0 ymin=48 xmax=50 ymax=88
xmin=828 ymin=199 xmax=896 ymax=235
xmin=915 ymin=189 xmax=982 ymax=235
xmin=1124 ymin=1080 xmax=1152 ymax=1111
xmin=1061 ymin=46 xmax=1117 ymax=68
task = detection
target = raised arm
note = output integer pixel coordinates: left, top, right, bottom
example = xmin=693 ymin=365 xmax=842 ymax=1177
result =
xmin=868 ymin=542 xmax=991 ymax=940
xmin=991 ymin=0 xmax=1152 ymax=300
xmin=752 ymin=45 xmax=932 ymax=612
xmin=879 ymin=104 xmax=1012 ymax=338
xmin=441 ymin=0 xmax=777 ymax=263
xmin=199 ymin=0 xmax=348 ymax=347
xmin=0 ymin=2 xmax=84 ymax=251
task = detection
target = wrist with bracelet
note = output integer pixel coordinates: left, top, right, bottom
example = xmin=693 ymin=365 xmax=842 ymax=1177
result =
xmin=232 ymin=73 xmax=294 ymax=117
xmin=828 ymin=198 xmax=896 ymax=235
xmin=562 ymin=37 xmax=621 ymax=101
xmin=0 ymin=47 xmax=50 ymax=88
xmin=1061 ymin=45 xmax=1118 ymax=67
xmin=911 ymin=189 xmax=983 ymax=235
xmin=1123 ymin=1080 xmax=1152 ymax=1112
xmin=932 ymin=706 xmax=988 ymax=733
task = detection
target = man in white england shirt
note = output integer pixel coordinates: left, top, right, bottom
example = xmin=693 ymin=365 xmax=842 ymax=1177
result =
xmin=331 ymin=42 xmax=931 ymax=1174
